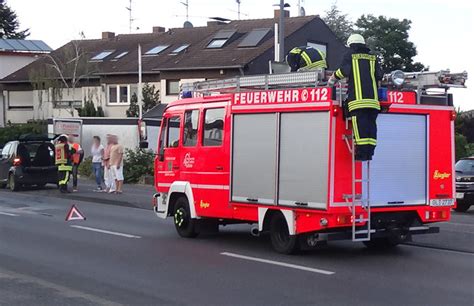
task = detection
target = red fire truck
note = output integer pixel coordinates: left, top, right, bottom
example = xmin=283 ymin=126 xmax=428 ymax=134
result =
xmin=151 ymin=70 xmax=467 ymax=253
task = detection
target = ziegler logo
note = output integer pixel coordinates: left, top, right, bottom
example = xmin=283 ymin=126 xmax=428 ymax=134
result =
xmin=200 ymin=200 xmax=210 ymax=208
xmin=183 ymin=152 xmax=195 ymax=168
xmin=433 ymin=170 xmax=451 ymax=180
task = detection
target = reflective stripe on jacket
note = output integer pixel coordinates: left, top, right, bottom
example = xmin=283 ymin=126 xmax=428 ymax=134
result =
xmin=334 ymin=45 xmax=383 ymax=112
xmin=55 ymin=143 xmax=68 ymax=165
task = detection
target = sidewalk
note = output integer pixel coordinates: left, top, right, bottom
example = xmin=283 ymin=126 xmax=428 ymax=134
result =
xmin=19 ymin=178 xmax=155 ymax=210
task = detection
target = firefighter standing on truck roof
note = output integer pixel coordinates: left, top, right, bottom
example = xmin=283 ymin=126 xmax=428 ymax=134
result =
xmin=55 ymin=135 xmax=75 ymax=193
xmin=329 ymin=34 xmax=383 ymax=161
xmin=286 ymin=46 xmax=327 ymax=72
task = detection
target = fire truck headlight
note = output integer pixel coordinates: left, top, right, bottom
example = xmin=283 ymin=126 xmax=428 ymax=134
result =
xmin=320 ymin=218 xmax=328 ymax=227
xmin=391 ymin=70 xmax=405 ymax=86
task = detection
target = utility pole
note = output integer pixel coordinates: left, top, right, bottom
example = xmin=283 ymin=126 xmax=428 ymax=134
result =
xmin=138 ymin=44 xmax=143 ymax=119
xmin=278 ymin=0 xmax=285 ymax=62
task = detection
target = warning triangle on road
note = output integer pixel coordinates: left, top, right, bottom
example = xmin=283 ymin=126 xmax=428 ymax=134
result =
xmin=65 ymin=205 xmax=86 ymax=221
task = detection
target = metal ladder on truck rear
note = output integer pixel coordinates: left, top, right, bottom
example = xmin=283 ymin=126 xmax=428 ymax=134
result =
xmin=342 ymin=106 xmax=372 ymax=242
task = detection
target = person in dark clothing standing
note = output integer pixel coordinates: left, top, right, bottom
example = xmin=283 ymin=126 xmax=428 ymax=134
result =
xmin=329 ymin=34 xmax=383 ymax=161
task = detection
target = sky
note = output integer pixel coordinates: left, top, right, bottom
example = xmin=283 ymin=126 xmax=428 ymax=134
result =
xmin=7 ymin=0 xmax=474 ymax=110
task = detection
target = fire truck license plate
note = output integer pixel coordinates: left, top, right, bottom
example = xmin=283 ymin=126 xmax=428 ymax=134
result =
xmin=430 ymin=199 xmax=455 ymax=207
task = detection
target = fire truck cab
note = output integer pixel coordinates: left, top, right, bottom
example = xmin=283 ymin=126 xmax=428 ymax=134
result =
xmin=152 ymin=70 xmax=467 ymax=254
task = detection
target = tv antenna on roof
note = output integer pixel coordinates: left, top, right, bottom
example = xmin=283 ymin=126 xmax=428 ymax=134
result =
xmin=126 ymin=0 xmax=135 ymax=33
xmin=180 ymin=0 xmax=189 ymax=21
xmin=236 ymin=0 xmax=241 ymax=20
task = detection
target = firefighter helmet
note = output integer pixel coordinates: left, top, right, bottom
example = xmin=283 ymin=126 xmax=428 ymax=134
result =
xmin=57 ymin=134 xmax=68 ymax=143
xmin=346 ymin=34 xmax=365 ymax=47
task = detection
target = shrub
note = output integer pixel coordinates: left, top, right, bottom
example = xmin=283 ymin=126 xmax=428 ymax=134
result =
xmin=78 ymin=156 xmax=93 ymax=178
xmin=123 ymin=148 xmax=154 ymax=183
xmin=0 ymin=121 xmax=47 ymax=147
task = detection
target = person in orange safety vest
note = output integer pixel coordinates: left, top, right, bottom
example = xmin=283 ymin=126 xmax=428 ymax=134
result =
xmin=68 ymin=135 xmax=83 ymax=192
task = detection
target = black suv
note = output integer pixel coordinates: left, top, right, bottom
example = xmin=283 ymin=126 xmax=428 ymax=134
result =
xmin=0 ymin=135 xmax=58 ymax=191
xmin=455 ymin=157 xmax=474 ymax=212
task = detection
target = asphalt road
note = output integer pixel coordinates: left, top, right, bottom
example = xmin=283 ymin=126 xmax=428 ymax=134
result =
xmin=0 ymin=189 xmax=473 ymax=306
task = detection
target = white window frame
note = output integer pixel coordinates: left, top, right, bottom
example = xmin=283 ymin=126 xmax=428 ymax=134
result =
xmin=166 ymin=80 xmax=180 ymax=96
xmin=107 ymin=84 xmax=132 ymax=105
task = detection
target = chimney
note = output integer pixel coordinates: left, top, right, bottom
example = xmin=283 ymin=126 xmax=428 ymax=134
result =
xmin=274 ymin=9 xmax=290 ymax=19
xmin=102 ymin=31 xmax=115 ymax=39
xmin=153 ymin=26 xmax=166 ymax=34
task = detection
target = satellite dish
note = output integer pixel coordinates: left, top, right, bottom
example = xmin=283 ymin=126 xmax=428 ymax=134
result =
xmin=300 ymin=7 xmax=306 ymax=16
xmin=183 ymin=21 xmax=194 ymax=28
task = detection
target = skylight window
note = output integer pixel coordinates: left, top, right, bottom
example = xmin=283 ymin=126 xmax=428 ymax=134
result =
xmin=238 ymin=28 xmax=271 ymax=48
xmin=114 ymin=51 xmax=128 ymax=59
xmin=144 ymin=45 xmax=169 ymax=55
xmin=206 ymin=29 xmax=236 ymax=49
xmin=90 ymin=50 xmax=114 ymax=61
xmin=207 ymin=39 xmax=228 ymax=49
xmin=170 ymin=44 xmax=190 ymax=55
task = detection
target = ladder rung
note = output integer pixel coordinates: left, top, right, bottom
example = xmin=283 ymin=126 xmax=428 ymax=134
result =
xmin=355 ymin=229 xmax=376 ymax=234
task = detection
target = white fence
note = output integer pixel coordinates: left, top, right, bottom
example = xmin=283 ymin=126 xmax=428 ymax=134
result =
xmin=48 ymin=117 xmax=162 ymax=156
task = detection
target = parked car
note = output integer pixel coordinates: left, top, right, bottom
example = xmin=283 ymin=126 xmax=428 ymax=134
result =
xmin=455 ymin=157 xmax=474 ymax=212
xmin=0 ymin=134 xmax=58 ymax=191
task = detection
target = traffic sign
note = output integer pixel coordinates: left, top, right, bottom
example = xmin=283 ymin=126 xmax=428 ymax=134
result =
xmin=65 ymin=205 xmax=86 ymax=221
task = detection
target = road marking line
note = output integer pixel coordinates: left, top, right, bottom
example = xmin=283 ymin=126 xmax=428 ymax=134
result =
xmin=0 ymin=211 xmax=18 ymax=216
xmin=220 ymin=252 xmax=335 ymax=275
xmin=70 ymin=225 xmax=141 ymax=239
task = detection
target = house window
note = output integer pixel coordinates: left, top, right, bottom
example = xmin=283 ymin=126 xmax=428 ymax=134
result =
xmin=307 ymin=42 xmax=327 ymax=55
xmin=166 ymin=80 xmax=180 ymax=95
xmin=170 ymin=44 xmax=190 ymax=55
xmin=109 ymin=86 xmax=117 ymax=103
xmin=90 ymin=50 xmax=114 ymax=61
xmin=108 ymin=85 xmax=131 ymax=104
xmin=207 ymin=39 xmax=228 ymax=49
xmin=144 ymin=45 xmax=169 ymax=55
xmin=206 ymin=29 xmax=236 ymax=49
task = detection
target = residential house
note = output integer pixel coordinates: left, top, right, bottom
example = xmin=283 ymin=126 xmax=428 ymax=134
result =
xmin=0 ymin=39 xmax=52 ymax=126
xmin=0 ymin=11 xmax=346 ymax=123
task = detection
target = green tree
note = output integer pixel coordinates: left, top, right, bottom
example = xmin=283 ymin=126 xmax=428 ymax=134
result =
xmin=0 ymin=0 xmax=29 ymax=39
xmin=355 ymin=15 xmax=425 ymax=73
xmin=126 ymin=93 xmax=139 ymax=117
xmin=322 ymin=3 xmax=353 ymax=43
xmin=126 ymin=83 xmax=160 ymax=117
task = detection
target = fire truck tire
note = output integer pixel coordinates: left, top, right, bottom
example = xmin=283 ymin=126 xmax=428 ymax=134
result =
xmin=270 ymin=213 xmax=298 ymax=254
xmin=363 ymin=238 xmax=399 ymax=249
xmin=173 ymin=197 xmax=199 ymax=238
xmin=453 ymin=201 xmax=471 ymax=213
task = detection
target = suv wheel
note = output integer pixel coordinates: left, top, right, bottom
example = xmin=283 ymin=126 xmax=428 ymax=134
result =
xmin=8 ymin=174 xmax=20 ymax=192
xmin=454 ymin=201 xmax=471 ymax=213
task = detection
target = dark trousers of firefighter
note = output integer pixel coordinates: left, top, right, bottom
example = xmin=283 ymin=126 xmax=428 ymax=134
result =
xmin=58 ymin=169 xmax=70 ymax=191
xmin=72 ymin=164 xmax=79 ymax=188
xmin=351 ymin=108 xmax=378 ymax=160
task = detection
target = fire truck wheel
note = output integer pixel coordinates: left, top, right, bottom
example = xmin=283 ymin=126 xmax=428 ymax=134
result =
xmin=453 ymin=201 xmax=471 ymax=213
xmin=363 ymin=238 xmax=399 ymax=249
xmin=270 ymin=213 xmax=298 ymax=254
xmin=173 ymin=197 xmax=199 ymax=238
